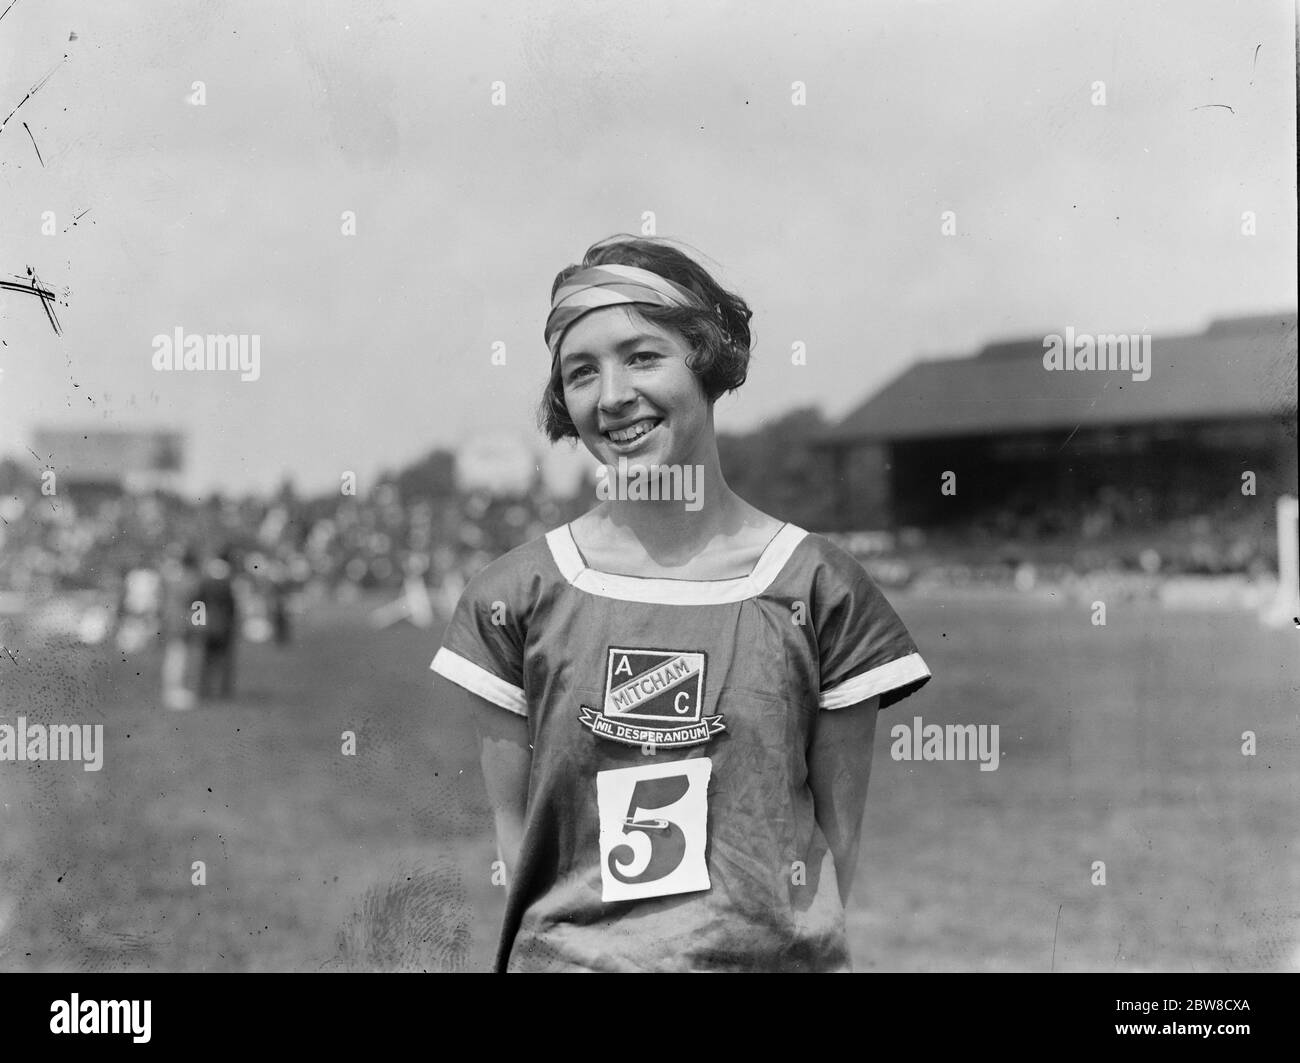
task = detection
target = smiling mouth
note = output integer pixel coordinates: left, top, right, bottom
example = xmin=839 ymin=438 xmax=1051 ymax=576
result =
xmin=603 ymin=418 xmax=662 ymax=444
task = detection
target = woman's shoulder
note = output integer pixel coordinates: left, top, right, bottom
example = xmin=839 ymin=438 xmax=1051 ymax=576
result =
xmin=769 ymin=525 xmax=876 ymax=589
xmin=456 ymin=524 xmax=567 ymax=595
xmin=791 ymin=529 xmax=860 ymax=567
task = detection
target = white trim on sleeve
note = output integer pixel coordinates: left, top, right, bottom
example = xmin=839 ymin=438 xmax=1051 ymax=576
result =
xmin=430 ymin=647 xmax=527 ymax=716
xmin=819 ymin=651 xmax=931 ymax=710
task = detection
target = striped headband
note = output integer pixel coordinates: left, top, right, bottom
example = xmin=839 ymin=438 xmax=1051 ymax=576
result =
xmin=544 ymin=263 xmax=704 ymax=359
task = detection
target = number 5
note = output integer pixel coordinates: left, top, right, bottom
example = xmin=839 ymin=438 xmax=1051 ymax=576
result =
xmin=596 ymin=759 xmax=712 ymax=902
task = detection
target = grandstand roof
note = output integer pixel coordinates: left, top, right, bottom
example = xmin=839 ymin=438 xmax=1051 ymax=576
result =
xmin=824 ymin=312 xmax=1298 ymax=444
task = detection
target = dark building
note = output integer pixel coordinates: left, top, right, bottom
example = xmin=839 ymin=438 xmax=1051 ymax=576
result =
xmin=819 ymin=313 xmax=1298 ymax=535
xmin=31 ymin=428 xmax=185 ymax=500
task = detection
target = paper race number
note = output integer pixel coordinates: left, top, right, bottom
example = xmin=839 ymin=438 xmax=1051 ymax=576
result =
xmin=595 ymin=759 xmax=712 ymax=902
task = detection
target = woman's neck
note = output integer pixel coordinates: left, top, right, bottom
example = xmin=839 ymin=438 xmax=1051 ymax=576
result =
xmin=590 ymin=458 xmax=782 ymax=570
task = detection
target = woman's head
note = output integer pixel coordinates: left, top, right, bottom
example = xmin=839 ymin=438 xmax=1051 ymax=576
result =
xmin=538 ymin=236 xmax=752 ymax=453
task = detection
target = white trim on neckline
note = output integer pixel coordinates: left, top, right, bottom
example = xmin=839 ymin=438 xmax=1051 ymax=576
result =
xmin=545 ymin=523 xmax=809 ymax=605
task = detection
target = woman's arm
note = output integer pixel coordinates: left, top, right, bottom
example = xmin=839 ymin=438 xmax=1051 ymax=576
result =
xmin=806 ymin=696 xmax=880 ymax=907
xmin=446 ymin=684 xmax=532 ymax=881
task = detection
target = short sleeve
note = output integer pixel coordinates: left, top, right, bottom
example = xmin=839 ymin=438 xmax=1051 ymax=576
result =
xmin=813 ymin=543 xmax=932 ymax=711
xmin=430 ymin=558 xmax=529 ymax=716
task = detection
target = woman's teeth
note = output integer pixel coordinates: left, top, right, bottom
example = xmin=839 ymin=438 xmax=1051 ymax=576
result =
xmin=607 ymin=419 xmax=659 ymax=443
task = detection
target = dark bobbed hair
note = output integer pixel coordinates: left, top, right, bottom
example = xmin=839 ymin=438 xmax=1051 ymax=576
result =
xmin=537 ymin=235 xmax=753 ymax=442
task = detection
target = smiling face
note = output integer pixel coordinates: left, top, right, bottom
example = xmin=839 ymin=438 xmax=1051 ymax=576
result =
xmin=557 ymin=306 xmax=713 ymax=470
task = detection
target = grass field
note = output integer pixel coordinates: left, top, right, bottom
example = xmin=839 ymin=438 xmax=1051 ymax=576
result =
xmin=1 ymin=592 xmax=1297 ymax=972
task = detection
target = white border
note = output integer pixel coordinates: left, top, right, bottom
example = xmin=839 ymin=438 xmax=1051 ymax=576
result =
xmin=819 ymin=652 xmax=931 ymax=709
xmin=430 ymin=647 xmax=527 ymax=716
xmin=545 ymin=523 xmax=808 ymax=605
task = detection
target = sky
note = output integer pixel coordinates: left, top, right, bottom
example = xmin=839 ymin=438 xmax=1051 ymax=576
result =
xmin=0 ymin=0 xmax=1295 ymax=496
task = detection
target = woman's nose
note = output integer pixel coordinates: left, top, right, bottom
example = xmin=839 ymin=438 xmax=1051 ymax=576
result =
xmin=598 ymin=365 xmax=636 ymax=412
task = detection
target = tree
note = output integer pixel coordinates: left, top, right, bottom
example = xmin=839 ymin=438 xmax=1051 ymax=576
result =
xmin=718 ymin=407 xmax=839 ymax=529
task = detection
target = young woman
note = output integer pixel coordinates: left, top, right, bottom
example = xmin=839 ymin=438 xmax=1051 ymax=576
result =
xmin=431 ymin=236 xmax=932 ymax=972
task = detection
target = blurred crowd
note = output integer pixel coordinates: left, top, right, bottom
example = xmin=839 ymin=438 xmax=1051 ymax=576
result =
xmin=951 ymin=486 xmax=1279 ymax=577
xmin=0 ymin=476 xmax=583 ymax=648
xmin=0 ymin=466 xmax=1283 ymax=640
xmin=822 ymin=484 xmax=1284 ymax=595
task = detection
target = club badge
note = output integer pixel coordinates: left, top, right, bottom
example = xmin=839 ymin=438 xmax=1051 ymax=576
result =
xmin=579 ymin=647 xmax=726 ymax=749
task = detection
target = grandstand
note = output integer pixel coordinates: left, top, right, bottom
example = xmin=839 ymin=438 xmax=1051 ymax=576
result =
xmin=818 ymin=313 xmax=1298 ymax=575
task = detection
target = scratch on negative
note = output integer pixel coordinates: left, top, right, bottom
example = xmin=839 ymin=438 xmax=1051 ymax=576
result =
xmin=0 ymin=275 xmax=62 ymax=334
xmin=1051 ymin=903 xmax=1064 ymax=972
xmin=0 ymin=58 xmax=63 ymax=136
xmin=22 ymin=120 xmax=43 ymax=165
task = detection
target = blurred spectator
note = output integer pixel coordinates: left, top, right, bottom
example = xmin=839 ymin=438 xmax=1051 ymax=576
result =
xmin=160 ymin=548 xmax=200 ymax=710
xmin=116 ymin=562 xmax=160 ymax=654
xmin=267 ymin=561 xmax=293 ymax=646
xmin=196 ymin=548 xmax=239 ymax=701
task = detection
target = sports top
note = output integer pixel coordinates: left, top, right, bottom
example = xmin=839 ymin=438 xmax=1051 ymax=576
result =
xmin=431 ymin=522 xmax=932 ymax=971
